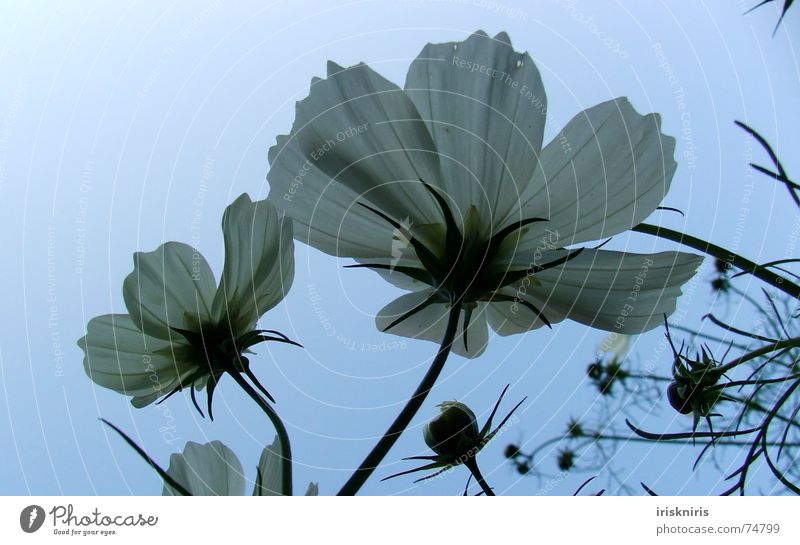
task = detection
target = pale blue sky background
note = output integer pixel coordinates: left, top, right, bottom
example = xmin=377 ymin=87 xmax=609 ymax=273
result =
xmin=1 ymin=0 xmax=799 ymax=496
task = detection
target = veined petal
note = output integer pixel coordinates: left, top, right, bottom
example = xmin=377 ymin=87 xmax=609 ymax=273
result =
xmin=163 ymin=441 xmax=245 ymax=496
xmin=122 ymin=242 xmax=216 ymax=340
xmin=253 ymin=436 xmax=282 ymax=496
xmin=350 ymin=254 xmax=429 ymax=291
xmin=405 ymin=31 xmax=547 ymax=227
xmin=375 ymin=289 xmax=489 ymax=358
xmin=253 ymin=435 xmax=317 ymax=496
xmin=516 ymin=98 xmax=676 ymax=247
xmin=267 ymin=61 xmax=444 ymax=257
xmin=490 ymin=249 xmax=702 ymax=335
xmin=486 ymin=297 xmax=567 ymax=336
xmin=212 ymin=195 xmax=294 ymax=332
xmin=77 ymin=314 xmax=196 ymax=407
xmin=268 ymin=133 xmax=401 ymax=257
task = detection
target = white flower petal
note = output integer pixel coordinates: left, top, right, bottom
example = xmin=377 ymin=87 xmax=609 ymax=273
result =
xmin=460 ymin=304 xmax=490 ymax=358
xmin=305 ymin=482 xmax=319 ymax=496
xmin=253 ymin=435 xmax=317 ymax=496
xmin=405 ymin=31 xmax=547 ymax=225
xmin=163 ymin=441 xmax=245 ymax=496
xmin=486 ymin=298 xmax=566 ymax=336
xmin=212 ymin=195 xmax=294 ymax=332
xmin=77 ymin=314 xmax=195 ymax=406
xmin=517 ymin=98 xmax=676 ymax=246
xmin=350 ymin=253 xmax=430 ymax=291
xmin=122 ymin=242 xmax=216 ymax=340
xmin=493 ymin=249 xmax=702 ymax=335
xmin=376 ymin=290 xmax=489 ymax=358
xmin=253 ymin=436 xmax=282 ymax=496
xmin=267 ymin=61 xmax=443 ymax=256
xmin=268 ymin=133 xmax=400 ymax=257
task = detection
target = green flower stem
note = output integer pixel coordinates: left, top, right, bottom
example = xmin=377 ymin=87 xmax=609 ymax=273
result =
xmin=464 ymin=457 xmax=495 ymax=496
xmin=592 ymin=433 xmax=799 ymax=448
xmin=231 ymin=372 xmax=293 ymax=496
xmin=337 ymin=302 xmax=463 ymax=496
xmin=716 ymin=336 xmax=800 ymax=374
xmin=667 ymin=322 xmax=749 ymax=350
xmin=632 ymin=223 xmax=800 ymax=299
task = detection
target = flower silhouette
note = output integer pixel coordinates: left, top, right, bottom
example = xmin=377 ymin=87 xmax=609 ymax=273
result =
xmin=163 ymin=438 xmax=317 ymax=496
xmin=267 ymin=30 xmax=702 ymax=358
xmin=78 ymin=194 xmax=296 ymax=417
xmin=384 ymin=385 xmax=524 ymax=494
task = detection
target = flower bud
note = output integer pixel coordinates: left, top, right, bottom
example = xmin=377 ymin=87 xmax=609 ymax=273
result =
xmin=503 ymin=444 xmax=521 ymax=459
xmin=666 ymin=381 xmax=693 ymax=414
xmin=423 ymin=401 xmax=479 ymax=458
xmin=557 ymin=449 xmax=575 ymax=471
xmin=586 ymin=361 xmax=603 ymax=380
xmin=714 ymin=258 xmax=730 ymax=274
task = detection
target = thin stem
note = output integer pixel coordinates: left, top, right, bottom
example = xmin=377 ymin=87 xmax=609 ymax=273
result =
xmin=666 ymin=322 xmax=749 ymax=350
xmin=624 ymin=373 xmax=671 ymax=382
xmin=231 ymin=373 xmax=293 ymax=496
xmin=591 ymin=432 xmax=800 ymax=449
xmin=632 ymin=223 xmax=800 ymax=299
xmin=730 ymin=394 xmax=800 ymax=432
xmin=337 ymin=302 xmax=463 ymax=496
xmin=717 ymin=336 xmax=800 ymax=373
xmin=464 ymin=457 xmax=495 ymax=496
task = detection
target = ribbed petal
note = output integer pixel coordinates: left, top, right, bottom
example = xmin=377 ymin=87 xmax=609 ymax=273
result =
xmin=489 ymin=249 xmax=702 ymax=335
xmin=253 ymin=436 xmax=282 ymax=496
xmin=212 ymin=195 xmax=294 ymax=332
xmin=77 ymin=314 xmax=196 ymax=407
xmin=267 ymin=61 xmax=444 ymax=258
xmin=253 ymin=435 xmax=317 ymax=496
xmin=375 ymin=289 xmax=489 ymax=358
xmin=163 ymin=441 xmax=245 ymax=496
xmin=514 ymin=98 xmax=676 ymax=247
xmin=405 ymin=30 xmax=547 ymax=227
xmin=122 ymin=242 xmax=216 ymax=340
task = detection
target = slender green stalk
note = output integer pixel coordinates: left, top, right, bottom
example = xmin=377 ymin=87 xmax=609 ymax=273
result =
xmin=667 ymin=322 xmax=749 ymax=350
xmin=632 ymin=223 xmax=800 ymax=299
xmin=717 ymin=336 xmax=800 ymax=373
xmin=338 ymin=302 xmax=463 ymax=496
xmin=464 ymin=458 xmax=495 ymax=496
xmin=591 ymin=433 xmax=800 ymax=449
xmin=231 ymin=373 xmax=293 ymax=496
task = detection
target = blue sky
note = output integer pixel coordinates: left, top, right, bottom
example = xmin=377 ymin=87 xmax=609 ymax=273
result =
xmin=1 ymin=0 xmax=799 ymax=495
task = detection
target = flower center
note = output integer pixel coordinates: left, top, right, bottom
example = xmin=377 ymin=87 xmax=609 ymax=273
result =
xmin=168 ymin=321 xmax=297 ymax=418
xmin=352 ymin=179 xmax=585 ymax=333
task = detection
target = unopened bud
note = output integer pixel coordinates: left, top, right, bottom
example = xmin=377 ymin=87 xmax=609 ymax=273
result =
xmin=666 ymin=382 xmax=693 ymax=414
xmin=423 ymin=401 xmax=479 ymax=458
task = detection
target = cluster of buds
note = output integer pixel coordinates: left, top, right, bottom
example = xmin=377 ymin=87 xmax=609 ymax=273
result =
xmin=504 ymin=418 xmax=586 ymax=475
xmin=503 ymin=443 xmax=532 ymax=475
xmin=586 ymin=358 xmax=629 ymax=396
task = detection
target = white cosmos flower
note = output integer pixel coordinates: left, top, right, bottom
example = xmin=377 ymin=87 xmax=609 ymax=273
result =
xmin=266 ymin=30 xmax=702 ymax=359
xmin=78 ymin=194 xmax=295 ymax=416
xmin=163 ymin=438 xmax=318 ymax=496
